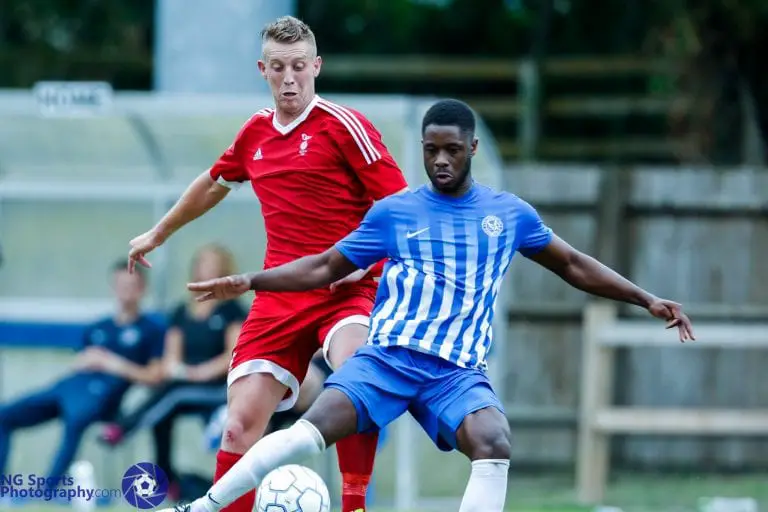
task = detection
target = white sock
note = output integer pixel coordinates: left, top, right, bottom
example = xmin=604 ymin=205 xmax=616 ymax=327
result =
xmin=457 ymin=459 xmax=510 ymax=512
xmin=192 ymin=419 xmax=326 ymax=512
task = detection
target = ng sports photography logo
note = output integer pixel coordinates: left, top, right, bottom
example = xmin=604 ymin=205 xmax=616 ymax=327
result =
xmin=0 ymin=470 xmax=121 ymax=506
xmin=122 ymin=462 xmax=169 ymax=509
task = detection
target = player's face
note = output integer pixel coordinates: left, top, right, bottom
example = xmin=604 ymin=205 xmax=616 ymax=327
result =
xmin=113 ymin=270 xmax=145 ymax=309
xmin=422 ymin=124 xmax=478 ymax=195
xmin=258 ymin=40 xmax=321 ymax=117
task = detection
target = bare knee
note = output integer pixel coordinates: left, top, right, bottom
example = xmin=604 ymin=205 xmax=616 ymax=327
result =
xmin=457 ymin=408 xmax=512 ymax=461
xmin=221 ymin=372 xmax=290 ymax=453
xmin=300 ymin=389 xmax=359 ymax=447
xmin=472 ymin=428 xmax=512 ymax=460
xmin=220 ymin=416 xmax=245 ymax=448
xmin=220 ymin=414 xmax=261 ymax=453
xmin=327 ymin=323 xmax=368 ymax=369
xmin=293 ymin=363 xmax=325 ymax=412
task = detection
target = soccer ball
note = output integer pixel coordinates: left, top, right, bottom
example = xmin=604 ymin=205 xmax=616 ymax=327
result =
xmin=255 ymin=465 xmax=330 ymax=512
xmin=133 ymin=474 xmax=157 ymax=498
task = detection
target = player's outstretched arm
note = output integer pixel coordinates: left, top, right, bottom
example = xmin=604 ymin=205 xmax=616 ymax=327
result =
xmin=154 ymin=171 xmax=231 ymax=239
xmin=128 ymin=171 xmax=230 ymax=272
xmin=187 ymin=248 xmax=360 ymax=301
xmin=527 ymin=235 xmax=695 ymax=342
xmin=247 ymin=248 xmax=359 ymax=291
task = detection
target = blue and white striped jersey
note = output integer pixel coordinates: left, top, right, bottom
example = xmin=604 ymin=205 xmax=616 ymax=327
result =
xmin=335 ymin=182 xmax=553 ymax=369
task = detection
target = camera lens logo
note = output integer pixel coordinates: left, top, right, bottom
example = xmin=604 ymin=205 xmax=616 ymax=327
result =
xmin=122 ymin=462 xmax=169 ymax=509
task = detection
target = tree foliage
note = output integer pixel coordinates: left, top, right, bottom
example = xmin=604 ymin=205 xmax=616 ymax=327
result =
xmin=2 ymin=0 xmax=768 ymax=162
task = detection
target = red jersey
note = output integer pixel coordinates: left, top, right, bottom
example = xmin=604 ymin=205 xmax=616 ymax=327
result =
xmin=209 ymin=95 xmax=407 ymax=291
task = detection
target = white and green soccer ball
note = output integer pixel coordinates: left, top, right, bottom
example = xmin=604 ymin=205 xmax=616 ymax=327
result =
xmin=255 ymin=465 xmax=330 ymax=512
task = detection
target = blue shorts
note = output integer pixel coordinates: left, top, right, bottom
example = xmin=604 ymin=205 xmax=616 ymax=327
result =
xmin=324 ymin=345 xmax=504 ymax=451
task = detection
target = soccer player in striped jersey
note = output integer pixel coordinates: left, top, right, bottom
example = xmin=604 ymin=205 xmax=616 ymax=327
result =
xmin=169 ymin=99 xmax=695 ymax=512
xmin=126 ymin=15 xmax=407 ymax=512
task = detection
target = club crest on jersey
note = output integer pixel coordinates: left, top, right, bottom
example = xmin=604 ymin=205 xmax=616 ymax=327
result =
xmin=299 ymin=133 xmax=312 ymax=156
xmin=481 ymin=215 xmax=504 ymax=237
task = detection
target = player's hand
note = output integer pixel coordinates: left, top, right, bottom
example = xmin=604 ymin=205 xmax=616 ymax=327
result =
xmin=187 ymin=274 xmax=251 ymax=302
xmin=329 ymin=268 xmax=368 ymax=293
xmin=646 ymin=298 xmax=695 ymax=342
xmin=128 ymin=230 xmax=165 ymax=273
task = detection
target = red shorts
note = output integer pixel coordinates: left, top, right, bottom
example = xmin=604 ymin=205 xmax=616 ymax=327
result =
xmin=227 ymin=287 xmax=375 ymax=411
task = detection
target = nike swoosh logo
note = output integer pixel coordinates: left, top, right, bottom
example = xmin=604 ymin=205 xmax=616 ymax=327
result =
xmin=207 ymin=493 xmax=220 ymax=505
xmin=406 ymin=227 xmax=429 ymax=239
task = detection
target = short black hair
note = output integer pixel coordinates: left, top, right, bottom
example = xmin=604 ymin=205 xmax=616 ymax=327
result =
xmin=111 ymin=258 xmax=146 ymax=281
xmin=421 ymin=99 xmax=476 ymax=137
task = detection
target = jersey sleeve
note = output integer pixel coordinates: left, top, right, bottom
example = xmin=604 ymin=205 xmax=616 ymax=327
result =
xmin=335 ymin=200 xmax=391 ymax=269
xmin=516 ymin=199 xmax=554 ymax=257
xmin=208 ymin=114 xmax=260 ymax=189
xmin=330 ymin=107 xmax=409 ymax=200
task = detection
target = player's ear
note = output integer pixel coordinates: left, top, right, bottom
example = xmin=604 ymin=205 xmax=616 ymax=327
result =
xmin=313 ymin=56 xmax=322 ymax=78
xmin=470 ymin=137 xmax=479 ymax=157
xmin=257 ymin=60 xmax=267 ymax=79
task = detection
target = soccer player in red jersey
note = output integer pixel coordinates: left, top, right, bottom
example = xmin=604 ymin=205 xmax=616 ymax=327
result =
xmin=127 ymin=16 xmax=407 ymax=512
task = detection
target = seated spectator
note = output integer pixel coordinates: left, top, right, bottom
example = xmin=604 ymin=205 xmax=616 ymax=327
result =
xmin=100 ymin=244 xmax=246 ymax=499
xmin=0 ymin=260 xmax=164 ymax=489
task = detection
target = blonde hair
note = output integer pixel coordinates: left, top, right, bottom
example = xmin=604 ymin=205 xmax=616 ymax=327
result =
xmin=190 ymin=244 xmax=237 ymax=281
xmin=260 ymin=16 xmax=317 ymax=54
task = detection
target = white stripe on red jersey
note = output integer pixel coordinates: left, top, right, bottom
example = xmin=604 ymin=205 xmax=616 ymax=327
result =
xmin=317 ymin=99 xmax=381 ymax=165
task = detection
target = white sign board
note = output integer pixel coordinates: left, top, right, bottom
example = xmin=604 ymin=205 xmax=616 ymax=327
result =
xmin=32 ymin=81 xmax=114 ymax=117
xmin=699 ymin=497 xmax=759 ymax=512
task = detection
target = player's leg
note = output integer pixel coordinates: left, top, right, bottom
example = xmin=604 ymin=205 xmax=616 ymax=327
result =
xmin=321 ymin=308 xmax=379 ymax=512
xmin=293 ymin=353 xmax=330 ymax=411
xmin=213 ymin=373 xmax=289 ymax=512
xmin=213 ymin=307 xmax=318 ymax=512
xmin=160 ymin=345 xmax=416 ymax=512
xmin=415 ymin=357 xmax=511 ymax=512
xmin=266 ymin=353 xmax=329 ymax=433
xmin=454 ymin=407 xmax=512 ymax=512
xmin=166 ymin=389 xmax=353 ymax=512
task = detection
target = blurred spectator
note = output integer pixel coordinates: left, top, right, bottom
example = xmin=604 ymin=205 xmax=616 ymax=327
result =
xmin=100 ymin=244 xmax=246 ymax=500
xmin=0 ymin=260 xmax=165 ymax=489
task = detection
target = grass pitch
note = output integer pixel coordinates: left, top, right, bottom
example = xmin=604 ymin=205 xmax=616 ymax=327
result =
xmin=16 ymin=472 xmax=768 ymax=512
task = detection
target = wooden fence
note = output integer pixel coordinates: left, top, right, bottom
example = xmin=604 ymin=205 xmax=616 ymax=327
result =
xmin=576 ymin=302 xmax=768 ymax=503
xmin=499 ymin=164 xmax=768 ymax=471
xmin=321 ymin=55 xmax=684 ymax=162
